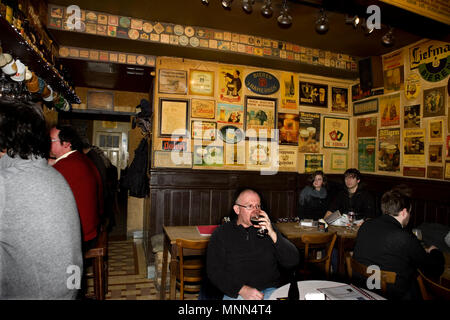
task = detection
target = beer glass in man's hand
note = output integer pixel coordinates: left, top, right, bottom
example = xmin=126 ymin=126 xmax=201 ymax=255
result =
xmin=251 ymin=214 xmax=268 ymax=238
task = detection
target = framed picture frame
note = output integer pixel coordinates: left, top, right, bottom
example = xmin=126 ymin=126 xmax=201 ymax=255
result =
xmin=87 ymin=90 xmax=114 ymax=110
xmin=331 ymin=152 xmax=348 ymax=171
xmin=158 ymin=98 xmax=189 ymax=137
xmin=245 ymin=96 xmax=277 ymax=140
xmin=331 ymin=87 xmax=348 ymax=113
xmin=299 ymin=81 xmax=328 ymax=107
xmin=191 ymin=98 xmax=215 ymax=119
xmin=189 ymin=70 xmax=215 ymax=96
xmin=158 ymin=69 xmax=187 ymax=94
xmin=353 ymin=98 xmax=378 ymax=116
xmin=323 ymin=116 xmax=349 ymax=149
xmin=191 ymin=120 xmax=217 ymax=141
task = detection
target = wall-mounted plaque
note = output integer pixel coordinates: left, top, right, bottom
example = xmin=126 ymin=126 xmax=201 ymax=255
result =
xmin=189 ymin=70 xmax=214 ymax=96
xmin=158 ymin=69 xmax=187 ymax=94
xmin=353 ymin=98 xmax=378 ymax=116
xmin=191 ymin=98 xmax=215 ymax=119
xmin=87 ymin=90 xmax=114 ymax=110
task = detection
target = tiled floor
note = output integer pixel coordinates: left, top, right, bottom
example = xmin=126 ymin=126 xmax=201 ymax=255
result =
xmin=87 ymin=239 xmax=199 ymax=300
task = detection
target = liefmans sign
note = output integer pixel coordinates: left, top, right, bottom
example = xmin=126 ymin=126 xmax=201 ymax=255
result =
xmin=245 ymin=71 xmax=280 ymax=95
xmin=409 ymin=40 xmax=450 ymax=82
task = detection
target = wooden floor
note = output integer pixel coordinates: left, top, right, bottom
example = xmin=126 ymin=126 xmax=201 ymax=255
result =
xmin=86 ymin=239 xmax=199 ymax=300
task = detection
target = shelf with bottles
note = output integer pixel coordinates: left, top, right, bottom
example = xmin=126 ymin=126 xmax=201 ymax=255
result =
xmin=0 ymin=13 xmax=80 ymax=104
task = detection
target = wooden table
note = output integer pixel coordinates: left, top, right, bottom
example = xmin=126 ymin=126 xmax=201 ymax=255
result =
xmin=160 ymin=225 xmax=210 ymax=300
xmin=275 ymin=222 xmax=358 ymax=277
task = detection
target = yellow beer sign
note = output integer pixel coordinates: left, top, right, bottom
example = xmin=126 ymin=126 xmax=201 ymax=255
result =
xmin=409 ymin=40 xmax=450 ymax=70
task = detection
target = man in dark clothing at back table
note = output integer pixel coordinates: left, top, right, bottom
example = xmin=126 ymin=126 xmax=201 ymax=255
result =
xmin=207 ymin=189 xmax=299 ymax=300
xmin=353 ymin=187 xmax=444 ymax=300
xmin=324 ymin=168 xmax=377 ymax=222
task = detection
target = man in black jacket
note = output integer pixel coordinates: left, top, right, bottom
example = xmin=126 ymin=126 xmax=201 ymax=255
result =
xmin=325 ymin=168 xmax=377 ymax=221
xmin=206 ymin=189 xmax=299 ymax=300
xmin=353 ymin=188 xmax=444 ymax=300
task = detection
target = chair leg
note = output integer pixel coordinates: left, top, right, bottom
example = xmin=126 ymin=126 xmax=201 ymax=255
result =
xmin=180 ymin=279 xmax=184 ymax=300
xmin=93 ymin=256 xmax=105 ymax=300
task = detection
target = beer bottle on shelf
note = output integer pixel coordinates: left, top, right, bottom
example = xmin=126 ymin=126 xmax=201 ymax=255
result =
xmin=4 ymin=0 xmax=14 ymax=24
xmin=16 ymin=3 xmax=27 ymax=33
xmin=0 ymin=1 xmax=7 ymax=18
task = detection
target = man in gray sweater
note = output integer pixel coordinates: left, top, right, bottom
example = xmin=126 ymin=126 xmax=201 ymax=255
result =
xmin=0 ymin=102 xmax=83 ymax=299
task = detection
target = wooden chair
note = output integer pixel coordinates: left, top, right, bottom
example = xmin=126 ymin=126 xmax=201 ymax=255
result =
xmin=417 ymin=269 xmax=450 ymax=300
xmin=299 ymin=232 xmax=337 ymax=279
xmin=175 ymin=238 xmax=209 ymax=300
xmin=345 ymin=253 xmax=396 ymax=295
xmin=84 ymin=225 xmax=109 ymax=300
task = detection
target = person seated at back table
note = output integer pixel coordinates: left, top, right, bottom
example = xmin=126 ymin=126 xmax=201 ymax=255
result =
xmin=324 ymin=168 xmax=377 ymax=222
xmin=207 ymin=188 xmax=299 ymax=300
xmin=353 ymin=187 xmax=444 ymax=300
xmin=298 ymin=170 xmax=329 ymax=220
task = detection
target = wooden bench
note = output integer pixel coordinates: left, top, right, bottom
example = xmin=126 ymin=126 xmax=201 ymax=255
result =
xmin=84 ymin=226 xmax=109 ymax=300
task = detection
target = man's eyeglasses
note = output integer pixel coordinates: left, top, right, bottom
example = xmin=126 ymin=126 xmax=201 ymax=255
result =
xmin=235 ymin=203 xmax=261 ymax=210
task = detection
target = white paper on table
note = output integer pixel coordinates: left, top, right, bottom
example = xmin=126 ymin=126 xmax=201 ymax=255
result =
xmin=317 ymin=284 xmax=376 ymax=300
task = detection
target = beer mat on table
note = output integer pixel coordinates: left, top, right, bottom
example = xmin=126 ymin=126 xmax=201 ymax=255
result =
xmin=197 ymin=225 xmax=218 ymax=236
xmin=324 ymin=210 xmax=342 ymax=224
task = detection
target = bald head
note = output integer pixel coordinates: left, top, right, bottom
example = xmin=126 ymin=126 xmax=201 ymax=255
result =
xmin=235 ymin=189 xmax=260 ymax=205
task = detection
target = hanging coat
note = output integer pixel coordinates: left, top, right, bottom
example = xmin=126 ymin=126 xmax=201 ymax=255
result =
xmin=121 ymin=138 xmax=149 ymax=198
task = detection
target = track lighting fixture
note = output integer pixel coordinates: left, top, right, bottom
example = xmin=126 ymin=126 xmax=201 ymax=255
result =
xmin=361 ymin=18 xmax=375 ymax=35
xmin=315 ymin=8 xmax=329 ymax=34
xmin=345 ymin=15 xmax=360 ymax=28
xmin=242 ymin=0 xmax=255 ymax=13
xmin=222 ymin=0 xmax=233 ymax=9
xmin=201 ymin=0 xmax=209 ymax=5
xmin=382 ymin=27 xmax=395 ymax=46
xmin=277 ymin=0 xmax=292 ymax=27
xmin=261 ymin=0 xmax=273 ymax=18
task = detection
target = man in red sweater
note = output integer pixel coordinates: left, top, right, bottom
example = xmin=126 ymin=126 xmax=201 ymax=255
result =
xmin=50 ymin=125 xmax=103 ymax=251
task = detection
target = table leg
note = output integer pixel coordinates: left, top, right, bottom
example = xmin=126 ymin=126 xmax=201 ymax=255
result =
xmin=337 ymin=237 xmax=345 ymax=276
xmin=160 ymin=234 xmax=169 ymax=300
xmin=169 ymin=244 xmax=178 ymax=300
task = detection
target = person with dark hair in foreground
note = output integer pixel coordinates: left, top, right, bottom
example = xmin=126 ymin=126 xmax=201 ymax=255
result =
xmin=0 ymin=102 xmax=82 ymax=299
xmin=353 ymin=187 xmax=444 ymax=300
xmin=207 ymin=189 xmax=299 ymax=300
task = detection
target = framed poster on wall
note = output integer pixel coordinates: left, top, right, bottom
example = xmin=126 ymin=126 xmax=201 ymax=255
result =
xmin=353 ymin=98 xmax=378 ymax=116
xmin=245 ymin=96 xmax=277 ymax=140
xmin=158 ymin=98 xmax=189 ymax=137
xmin=158 ymin=69 xmax=187 ymax=94
xmin=189 ymin=70 xmax=214 ymax=96
xmin=323 ymin=116 xmax=349 ymax=149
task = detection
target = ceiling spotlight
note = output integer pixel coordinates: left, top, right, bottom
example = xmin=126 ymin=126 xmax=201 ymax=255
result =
xmin=222 ymin=0 xmax=233 ymax=9
xmin=361 ymin=18 xmax=374 ymax=35
xmin=261 ymin=0 xmax=273 ymax=18
xmin=315 ymin=9 xmax=329 ymax=34
xmin=201 ymin=0 xmax=209 ymax=5
xmin=242 ymin=0 xmax=254 ymax=13
xmin=345 ymin=15 xmax=360 ymax=28
xmin=277 ymin=0 xmax=292 ymax=26
xmin=382 ymin=27 xmax=395 ymax=46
